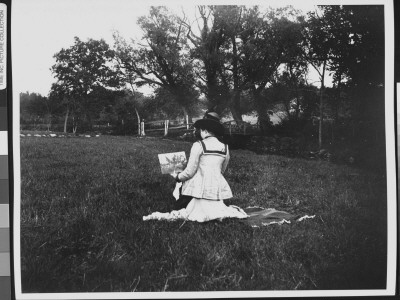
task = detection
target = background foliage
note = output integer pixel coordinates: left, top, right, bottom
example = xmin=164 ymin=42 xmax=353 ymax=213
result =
xmin=21 ymin=5 xmax=386 ymax=170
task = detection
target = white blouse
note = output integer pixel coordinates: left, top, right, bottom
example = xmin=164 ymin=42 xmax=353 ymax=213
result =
xmin=177 ymin=137 xmax=233 ymax=200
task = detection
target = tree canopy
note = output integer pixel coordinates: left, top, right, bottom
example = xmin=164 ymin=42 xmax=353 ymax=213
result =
xmin=35 ymin=4 xmax=385 ymax=153
xmin=50 ymin=37 xmax=121 ymax=131
xmin=113 ymin=7 xmax=199 ymax=120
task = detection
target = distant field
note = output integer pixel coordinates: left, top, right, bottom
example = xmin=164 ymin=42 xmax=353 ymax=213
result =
xmin=19 ymin=134 xmax=387 ymax=292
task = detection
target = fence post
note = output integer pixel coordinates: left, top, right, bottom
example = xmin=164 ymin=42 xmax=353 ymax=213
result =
xmin=186 ymin=115 xmax=189 ymax=130
xmin=140 ymin=121 xmax=145 ymax=136
xmin=164 ymin=120 xmax=169 ymax=136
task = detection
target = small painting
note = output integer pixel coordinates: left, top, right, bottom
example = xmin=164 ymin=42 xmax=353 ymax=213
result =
xmin=158 ymin=151 xmax=187 ymax=175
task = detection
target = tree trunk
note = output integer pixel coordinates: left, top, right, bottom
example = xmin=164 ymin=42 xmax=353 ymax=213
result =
xmin=289 ymin=63 xmax=301 ymax=119
xmin=46 ymin=115 xmax=52 ymax=132
xmin=134 ymin=107 xmax=141 ymax=136
xmin=182 ymin=107 xmax=190 ymax=127
xmin=63 ymin=107 xmax=69 ymax=133
xmin=318 ymin=61 xmax=326 ymax=149
xmin=72 ymin=115 xmax=77 ymax=134
xmin=230 ymin=90 xmax=242 ymax=121
xmin=230 ymin=34 xmax=242 ymax=122
xmin=127 ymin=84 xmax=142 ymax=136
xmin=253 ymin=89 xmax=270 ymax=134
xmin=332 ymin=73 xmax=342 ymax=145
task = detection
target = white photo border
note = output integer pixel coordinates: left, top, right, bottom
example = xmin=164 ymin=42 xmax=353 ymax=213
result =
xmin=12 ymin=0 xmax=397 ymax=299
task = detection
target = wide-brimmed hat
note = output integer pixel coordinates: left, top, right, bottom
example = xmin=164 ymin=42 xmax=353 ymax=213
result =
xmin=193 ymin=111 xmax=225 ymax=136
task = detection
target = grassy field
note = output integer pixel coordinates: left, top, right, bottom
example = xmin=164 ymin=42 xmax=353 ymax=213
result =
xmin=19 ymin=134 xmax=387 ymax=292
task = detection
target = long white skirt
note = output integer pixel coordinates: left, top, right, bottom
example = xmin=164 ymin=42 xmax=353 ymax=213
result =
xmin=143 ymin=198 xmax=248 ymax=223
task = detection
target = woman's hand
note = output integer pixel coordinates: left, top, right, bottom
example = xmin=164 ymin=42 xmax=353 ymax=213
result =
xmin=171 ymin=171 xmax=181 ymax=182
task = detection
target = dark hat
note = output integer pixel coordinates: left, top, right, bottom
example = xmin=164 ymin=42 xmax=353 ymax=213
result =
xmin=193 ymin=111 xmax=225 ymax=136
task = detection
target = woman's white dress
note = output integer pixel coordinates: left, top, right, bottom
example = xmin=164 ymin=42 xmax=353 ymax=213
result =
xmin=143 ymin=137 xmax=248 ymax=222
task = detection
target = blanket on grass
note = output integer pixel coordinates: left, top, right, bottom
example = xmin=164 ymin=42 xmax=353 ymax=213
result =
xmin=241 ymin=206 xmax=315 ymax=227
xmin=143 ymin=204 xmax=315 ymax=227
xmin=143 ymin=183 xmax=315 ymax=227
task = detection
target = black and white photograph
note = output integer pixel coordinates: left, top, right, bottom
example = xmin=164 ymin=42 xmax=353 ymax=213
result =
xmin=12 ymin=0 xmax=397 ymax=298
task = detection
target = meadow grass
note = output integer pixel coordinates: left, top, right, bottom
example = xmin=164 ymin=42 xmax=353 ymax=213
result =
xmin=19 ymin=135 xmax=387 ymax=292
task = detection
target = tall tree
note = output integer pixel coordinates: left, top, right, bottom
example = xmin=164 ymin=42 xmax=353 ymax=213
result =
xmin=49 ymin=82 xmax=80 ymax=133
xmin=304 ymin=5 xmax=384 ymax=149
xmin=182 ymin=5 xmax=305 ymax=123
xmin=182 ymin=5 xmax=249 ymax=119
xmin=112 ymin=33 xmax=146 ymax=135
xmin=181 ymin=5 xmax=230 ymax=116
xmin=242 ymin=7 xmax=306 ymax=129
xmin=327 ymin=5 xmax=384 ymax=121
xmin=113 ymin=7 xmax=198 ymax=124
xmin=51 ymin=37 xmax=120 ymax=132
xmin=333 ymin=5 xmax=385 ymax=166
xmin=302 ymin=7 xmax=337 ymax=148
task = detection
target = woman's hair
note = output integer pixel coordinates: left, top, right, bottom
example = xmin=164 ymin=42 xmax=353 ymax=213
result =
xmin=194 ymin=123 xmax=216 ymax=135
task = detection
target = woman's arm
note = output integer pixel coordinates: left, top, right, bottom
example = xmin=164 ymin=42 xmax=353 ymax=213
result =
xmin=221 ymin=145 xmax=230 ymax=174
xmin=176 ymin=142 xmax=202 ymax=182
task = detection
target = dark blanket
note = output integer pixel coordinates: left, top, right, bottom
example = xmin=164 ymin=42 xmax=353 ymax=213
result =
xmin=241 ymin=206 xmax=315 ymax=227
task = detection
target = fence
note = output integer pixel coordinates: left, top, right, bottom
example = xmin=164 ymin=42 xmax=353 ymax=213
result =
xmin=20 ymin=117 xmax=259 ymax=136
xmin=141 ymin=118 xmax=258 ymax=137
xmin=143 ymin=115 xmax=192 ymax=136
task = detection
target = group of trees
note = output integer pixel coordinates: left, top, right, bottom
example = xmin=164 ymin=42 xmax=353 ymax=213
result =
xmin=22 ymin=5 xmax=384 ymax=151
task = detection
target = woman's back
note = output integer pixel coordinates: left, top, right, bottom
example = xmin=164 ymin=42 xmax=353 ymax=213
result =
xmin=181 ymin=136 xmax=232 ymax=200
xmin=197 ymin=137 xmax=229 ymax=173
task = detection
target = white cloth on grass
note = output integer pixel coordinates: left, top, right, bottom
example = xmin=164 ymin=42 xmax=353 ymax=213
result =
xmin=143 ymin=197 xmax=248 ymax=223
xmin=172 ymin=182 xmax=182 ymax=200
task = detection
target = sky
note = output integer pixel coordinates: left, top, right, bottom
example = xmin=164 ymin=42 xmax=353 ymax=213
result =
xmin=11 ymin=0 xmax=373 ymax=97
xmin=13 ymin=0 xmax=150 ymax=96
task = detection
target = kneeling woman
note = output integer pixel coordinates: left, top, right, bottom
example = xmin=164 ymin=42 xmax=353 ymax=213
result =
xmin=144 ymin=112 xmax=247 ymax=222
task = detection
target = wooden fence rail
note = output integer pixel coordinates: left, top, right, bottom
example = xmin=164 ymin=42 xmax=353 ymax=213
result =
xmin=140 ymin=118 xmax=257 ymax=137
xmin=139 ymin=117 xmax=193 ymax=136
xmin=21 ymin=117 xmax=258 ymax=136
